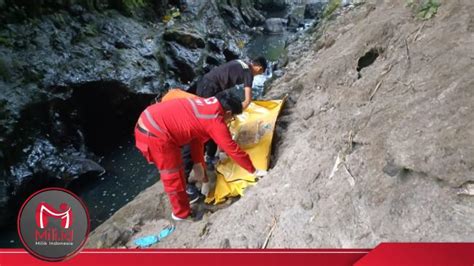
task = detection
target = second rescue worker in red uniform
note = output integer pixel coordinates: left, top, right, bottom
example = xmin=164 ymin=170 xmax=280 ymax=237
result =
xmin=134 ymin=92 xmax=267 ymax=220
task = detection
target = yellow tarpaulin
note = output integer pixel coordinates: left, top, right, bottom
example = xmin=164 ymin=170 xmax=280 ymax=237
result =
xmin=160 ymin=89 xmax=285 ymax=205
xmin=205 ymin=99 xmax=285 ymax=204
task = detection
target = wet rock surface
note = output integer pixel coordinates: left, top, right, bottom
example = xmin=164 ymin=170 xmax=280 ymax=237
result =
xmin=0 ymin=0 xmax=271 ymax=230
xmin=304 ymin=3 xmax=325 ymax=19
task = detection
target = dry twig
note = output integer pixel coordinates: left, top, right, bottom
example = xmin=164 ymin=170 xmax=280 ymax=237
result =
xmin=405 ymin=38 xmax=411 ymax=64
xmin=369 ymin=64 xmax=393 ymax=101
xmin=342 ymin=164 xmax=356 ymax=187
xmin=413 ymin=22 xmax=426 ymax=41
xmin=261 ymin=217 xmax=277 ymax=249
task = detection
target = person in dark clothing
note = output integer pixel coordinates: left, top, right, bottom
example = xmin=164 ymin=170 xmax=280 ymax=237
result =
xmin=190 ymin=57 xmax=267 ymax=109
xmin=187 ymin=57 xmax=268 ymax=174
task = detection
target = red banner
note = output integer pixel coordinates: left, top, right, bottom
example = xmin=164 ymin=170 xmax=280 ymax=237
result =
xmin=0 ymin=249 xmax=368 ymax=266
xmin=0 ymin=244 xmax=473 ymax=266
xmin=356 ymin=243 xmax=474 ymax=266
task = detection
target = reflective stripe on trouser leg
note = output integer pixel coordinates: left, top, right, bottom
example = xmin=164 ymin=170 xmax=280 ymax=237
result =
xmin=147 ymin=139 xmax=191 ymax=219
xmin=160 ymin=168 xmax=191 ymax=219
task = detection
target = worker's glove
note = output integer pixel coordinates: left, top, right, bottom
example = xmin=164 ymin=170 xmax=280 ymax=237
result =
xmin=190 ymin=163 xmax=208 ymax=183
xmin=253 ymin=169 xmax=268 ymax=178
xmin=218 ymin=151 xmax=228 ymax=162
xmin=201 ymin=182 xmax=211 ymax=197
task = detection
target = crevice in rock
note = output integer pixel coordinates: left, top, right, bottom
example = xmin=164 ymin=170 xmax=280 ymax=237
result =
xmin=357 ymin=48 xmax=382 ymax=79
xmin=348 ymin=141 xmax=366 ymax=154
xmin=223 ymin=48 xmax=240 ymax=61
xmin=69 ymin=81 xmax=154 ymax=155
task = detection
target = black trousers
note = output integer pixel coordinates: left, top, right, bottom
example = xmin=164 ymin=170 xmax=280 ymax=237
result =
xmin=183 ymin=78 xmax=221 ymax=180
xmin=181 ymin=144 xmax=194 ymax=183
xmin=195 ymin=78 xmax=220 ymax=160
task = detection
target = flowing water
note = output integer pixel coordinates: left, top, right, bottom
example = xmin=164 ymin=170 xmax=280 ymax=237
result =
xmin=231 ymin=31 xmax=288 ymax=100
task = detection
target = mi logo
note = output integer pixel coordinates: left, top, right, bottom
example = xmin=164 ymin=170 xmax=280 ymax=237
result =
xmin=35 ymin=202 xmax=73 ymax=229
xmin=18 ymin=188 xmax=89 ymax=261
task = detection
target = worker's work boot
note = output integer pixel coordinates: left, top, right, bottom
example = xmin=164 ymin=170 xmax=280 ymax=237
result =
xmin=186 ymin=184 xmax=201 ymax=204
xmin=171 ymin=212 xmax=193 ymax=222
xmin=171 ymin=209 xmax=203 ymax=222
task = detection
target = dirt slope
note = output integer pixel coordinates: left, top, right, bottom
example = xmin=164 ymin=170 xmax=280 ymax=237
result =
xmin=87 ymin=0 xmax=474 ymax=248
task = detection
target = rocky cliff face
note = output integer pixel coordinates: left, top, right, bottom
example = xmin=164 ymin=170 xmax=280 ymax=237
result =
xmin=0 ymin=0 xmax=283 ymax=229
xmin=87 ymin=0 xmax=474 ymax=248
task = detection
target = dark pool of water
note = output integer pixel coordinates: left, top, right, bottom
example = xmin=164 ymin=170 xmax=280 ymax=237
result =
xmin=0 ymin=138 xmax=157 ymax=248
xmin=246 ymin=33 xmax=288 ymax=62
xmin=77 ymin=138 xmax=157 ymax=229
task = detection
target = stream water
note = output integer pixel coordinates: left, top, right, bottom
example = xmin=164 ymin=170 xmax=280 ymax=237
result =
xmin=246 ymin=33 xmax=288 ymax=62
xmin=76 ymin=139 xmax=157 ymax=229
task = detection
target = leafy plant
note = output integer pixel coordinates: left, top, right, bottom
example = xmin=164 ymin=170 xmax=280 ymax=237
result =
xmin=406 ymin=0 xmax=440 ymax=20
xmin=323 ymin=0 xmax=341 ymax=19
xmin=83 ymin=23 xmax=99 ymax=37
xmin=405 ymin=0 xmax=415 ymax=8
xmin=237 ymin=39 xmax=245 ymax=49
xmin=162 ymin=6 xmax=181 ymax=23
xmin=417 ymin=0 xmax=440 ymax=20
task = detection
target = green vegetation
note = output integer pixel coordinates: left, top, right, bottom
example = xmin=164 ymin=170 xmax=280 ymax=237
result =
xmin=323 ymin=0 xmax=341 ymax=19
xmin=162 ymin=6 xmax=181 ymax=23
xmin=121 ymin=0 xmax=147 ymax=15
xmin=417 ymin=0 xmax=440 ymax=19
xmin=406 ymin=0 xmax=440 ymax=20
xmin=236 ymin=39 xmax=246 ymax=49
xmin=122 ymin=0 xmax=146 ymax=9
xmin=51 ymin=13 xmax=67 ymax=28
xmin=84 ymin=23 xmax=99 ymax=36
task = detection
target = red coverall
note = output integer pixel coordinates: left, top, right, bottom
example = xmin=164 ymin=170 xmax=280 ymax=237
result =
xmin=134 ymin=96 xmax=256 ymax=219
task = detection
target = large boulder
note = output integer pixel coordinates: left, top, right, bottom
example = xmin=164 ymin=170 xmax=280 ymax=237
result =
xmin=287 ymin=13 xmax=304 ymax=29
xmin=219 ymin=4 xmax=251 ymax=32
xmin=286 ymin=5 xmax=305 ymax=30
xmin=163 ymin=26 xmax=206 ymax=49
xmin=165 ymin=42 xmax=202 ymax=84
xmin=239 ymin=3 xmax=266 ymax=26
xmin=264 ymin=18 xmax=287 ymax=33
xmin=9 ymin=139 xmax=105 ymax=186
xmin=218 ymin=0 xmax=266 ymax=31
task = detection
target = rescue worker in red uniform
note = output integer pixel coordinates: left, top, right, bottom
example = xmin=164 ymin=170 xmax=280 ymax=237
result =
xmin=134 ymin=92 xmax=267 ymax=220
